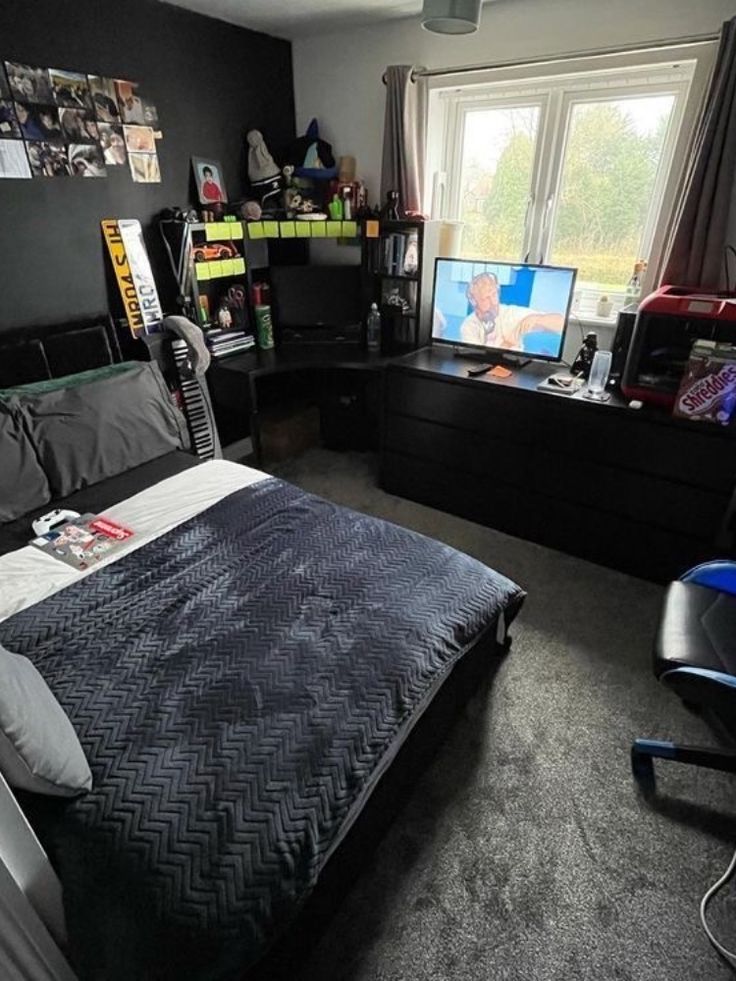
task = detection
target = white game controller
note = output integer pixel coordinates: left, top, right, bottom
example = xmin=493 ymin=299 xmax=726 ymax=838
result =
xmin=32 ymin=509 xmax=81 ymax=537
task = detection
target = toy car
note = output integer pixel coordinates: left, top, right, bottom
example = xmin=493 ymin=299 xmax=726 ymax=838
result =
xmin=192 ymin=241 xmax=239 ymax=262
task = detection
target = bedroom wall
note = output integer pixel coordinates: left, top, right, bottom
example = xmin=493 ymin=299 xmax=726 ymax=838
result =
xmin=0 ymin=0 xmax=295 ymax=332
xmin=291 ymin=0 xmax=734 ymax=209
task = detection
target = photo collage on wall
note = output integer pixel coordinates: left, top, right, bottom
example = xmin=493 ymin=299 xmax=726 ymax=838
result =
xmin=0 ymin=61 xmax=162 ymax=182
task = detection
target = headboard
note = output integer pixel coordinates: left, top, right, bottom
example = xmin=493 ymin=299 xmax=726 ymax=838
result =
xmin=0 ymin=317 xmax=165 ymax=388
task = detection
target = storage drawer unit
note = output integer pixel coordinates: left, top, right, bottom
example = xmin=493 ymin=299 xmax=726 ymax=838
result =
xmin=381 ymin=352 xmax=736 ymax=582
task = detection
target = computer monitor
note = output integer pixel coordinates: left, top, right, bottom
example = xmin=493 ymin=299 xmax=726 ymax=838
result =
xmin=270 ymin=264 xmax=363 ymax=331
xmin=431 ymin=258 xmax=577 ymax=363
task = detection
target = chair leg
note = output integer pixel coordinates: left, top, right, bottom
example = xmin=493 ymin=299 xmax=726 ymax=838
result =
xmin=632 ymin=738 xmax=736 ymax=789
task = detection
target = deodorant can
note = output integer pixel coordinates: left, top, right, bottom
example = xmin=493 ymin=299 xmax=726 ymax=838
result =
xmin=254 ymin=304 xmax=274 ymax=349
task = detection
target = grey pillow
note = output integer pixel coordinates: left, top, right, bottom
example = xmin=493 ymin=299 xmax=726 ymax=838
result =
xmin=0 ymin=401 xmax=51 ymax=523
xmin=0 ymin=643 xmax=92 ymax=797
xmin=17 ymin=361 xmax=190 ymax=498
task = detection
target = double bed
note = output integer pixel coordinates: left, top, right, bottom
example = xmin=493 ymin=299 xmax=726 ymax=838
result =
xmin=0 ymin=321 xmax=525 ymax=979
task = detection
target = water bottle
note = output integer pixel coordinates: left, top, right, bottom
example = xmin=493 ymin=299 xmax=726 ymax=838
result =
xmin=367 ymin=302 xmax=381 ymax=353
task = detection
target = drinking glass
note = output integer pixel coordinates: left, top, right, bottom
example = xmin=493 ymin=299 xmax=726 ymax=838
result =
xmin=586 ymin=350 xmax=612 ymax=400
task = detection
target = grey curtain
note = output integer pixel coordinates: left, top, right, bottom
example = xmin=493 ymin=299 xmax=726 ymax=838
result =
xmin=661 ymin=17 xmax=736 ymax=289
xmin=380 ymin=65 xmax=427 ymax=216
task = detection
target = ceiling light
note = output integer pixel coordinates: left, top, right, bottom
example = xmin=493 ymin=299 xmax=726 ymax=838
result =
xmin=421 ymin=0 xmax=482 ymax=34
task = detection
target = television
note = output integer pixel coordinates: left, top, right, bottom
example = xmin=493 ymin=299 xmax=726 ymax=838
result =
xmin=270 ymin=264 xmax=362 ymax=331
xmin=430 ymin=258 xmax=577 ymax=363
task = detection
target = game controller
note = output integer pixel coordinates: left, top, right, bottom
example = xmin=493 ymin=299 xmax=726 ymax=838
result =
xmin=32 ymin=509 xmax=81 ymax=537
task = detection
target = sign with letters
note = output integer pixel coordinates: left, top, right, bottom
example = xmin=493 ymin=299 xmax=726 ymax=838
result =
xmin=101 ymin=217 xmax=163 ymax=336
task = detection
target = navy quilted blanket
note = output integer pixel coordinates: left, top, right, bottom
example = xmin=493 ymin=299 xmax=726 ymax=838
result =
xmin=0 ymin=478 xmax=524 ymax=980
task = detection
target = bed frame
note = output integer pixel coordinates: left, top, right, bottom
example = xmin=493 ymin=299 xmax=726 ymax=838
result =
xmin=0 ymin=315 xmax=163 ymax=389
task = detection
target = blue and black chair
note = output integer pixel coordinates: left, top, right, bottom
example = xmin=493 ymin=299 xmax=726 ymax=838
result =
xmin=632 ymin=561 xmax=736 ymax=788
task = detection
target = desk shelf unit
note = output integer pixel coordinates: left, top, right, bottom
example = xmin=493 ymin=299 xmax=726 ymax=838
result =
xmin=364 ymin=219 xmax=440 ymax=357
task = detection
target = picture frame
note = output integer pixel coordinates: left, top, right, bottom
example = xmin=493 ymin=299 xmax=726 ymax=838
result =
xmin=192 ymin=155 xmax=227 ymax=205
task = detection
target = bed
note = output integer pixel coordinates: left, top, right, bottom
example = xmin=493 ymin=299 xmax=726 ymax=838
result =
xmin=0 ymin=456 xmax=525 ymax=980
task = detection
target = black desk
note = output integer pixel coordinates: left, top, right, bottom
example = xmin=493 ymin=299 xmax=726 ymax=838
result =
xmin=382 ymin=347 xmax=736 ymax=582
xmin=207 ymin=345 xmax=386 ymax=463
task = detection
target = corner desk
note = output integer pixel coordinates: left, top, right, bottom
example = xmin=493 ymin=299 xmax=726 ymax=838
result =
xmin=207 ymin=345 xmax=386 ymax=462
xmin=381 ymin=348 xmax=736 ymax=583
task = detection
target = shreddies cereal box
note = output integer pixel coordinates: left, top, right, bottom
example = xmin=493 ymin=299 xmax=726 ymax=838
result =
xmin=673 ymin=340 xmax=736 ymax=426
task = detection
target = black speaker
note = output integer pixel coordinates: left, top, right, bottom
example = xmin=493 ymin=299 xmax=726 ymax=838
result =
xmin=610 ymin=303 xmax=638 ymax=385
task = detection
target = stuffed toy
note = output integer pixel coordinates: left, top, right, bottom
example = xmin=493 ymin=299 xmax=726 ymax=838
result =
xmin=283 ymin=118 xmax=337 ymax=180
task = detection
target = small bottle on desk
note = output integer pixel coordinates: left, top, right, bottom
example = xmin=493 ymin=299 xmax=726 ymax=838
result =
xmin=367 ymin=303 xmax=381 ymax=353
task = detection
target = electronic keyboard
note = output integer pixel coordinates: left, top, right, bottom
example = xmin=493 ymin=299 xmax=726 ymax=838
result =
xmin=171 ymin=339 xmax=221 ymax=460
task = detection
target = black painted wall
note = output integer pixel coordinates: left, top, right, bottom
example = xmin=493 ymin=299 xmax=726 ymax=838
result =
xmin=0 ymin=0 xmax=295 ymax=331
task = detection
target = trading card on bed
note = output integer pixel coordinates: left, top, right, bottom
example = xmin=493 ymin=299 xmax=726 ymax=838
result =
xmin=31 ymin=513 xmax=134 ymax=570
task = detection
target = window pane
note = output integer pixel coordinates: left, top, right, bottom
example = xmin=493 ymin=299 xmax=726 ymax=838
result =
xmin=549 ymin=95 xmax=675 ymax=301
xmin=458 ymin=105 xmax=540 ymax=261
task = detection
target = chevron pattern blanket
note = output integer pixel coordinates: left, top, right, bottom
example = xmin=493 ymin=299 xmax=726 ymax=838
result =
xmin=1 ymin=478 xmax=524 ymax=980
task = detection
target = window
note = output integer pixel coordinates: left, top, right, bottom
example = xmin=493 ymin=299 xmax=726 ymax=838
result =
xmin=427 ymin=47 xmax=714 ymax=323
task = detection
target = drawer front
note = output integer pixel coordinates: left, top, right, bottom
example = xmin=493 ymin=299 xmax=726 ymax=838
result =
xmin=537 ymin=400 xmax=736 ymax=493
xmin=381 ymin=450 xmax=536 ymax=541
xmin=533 ymin=447 xmax=728 ymax=541
xmin=384 ymin=413 xmax=530 ymax=485
xmin=382 ymin=450 xmax=710 ymax=582
xmin=385 ymin=372 xmax=536 ymax=444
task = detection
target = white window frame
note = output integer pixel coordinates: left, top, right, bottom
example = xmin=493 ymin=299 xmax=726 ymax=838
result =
xmin=426 ymin=43 xmax=716 ymax=306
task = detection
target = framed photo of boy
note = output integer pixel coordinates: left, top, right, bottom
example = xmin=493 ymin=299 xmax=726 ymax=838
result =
xmin=192 ymin=156 xmax=226 ymax=205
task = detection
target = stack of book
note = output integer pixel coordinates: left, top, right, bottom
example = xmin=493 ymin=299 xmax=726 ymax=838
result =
xmin=205 ymin=329 xmax=255 ymax=359
xmin=381 ymin=230 xmax=419 ymax=277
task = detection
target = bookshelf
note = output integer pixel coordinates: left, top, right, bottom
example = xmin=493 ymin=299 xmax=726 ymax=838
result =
xmin=364 ymin=219 xmax=439 ymax=355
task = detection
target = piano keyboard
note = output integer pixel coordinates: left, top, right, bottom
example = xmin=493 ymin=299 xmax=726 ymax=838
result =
xmin=171 ymin=339 xmax=221 ymax=460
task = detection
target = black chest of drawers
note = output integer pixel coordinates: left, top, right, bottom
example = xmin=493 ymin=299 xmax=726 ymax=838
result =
xmin=381 ymin=349 xmax=736 ymax=582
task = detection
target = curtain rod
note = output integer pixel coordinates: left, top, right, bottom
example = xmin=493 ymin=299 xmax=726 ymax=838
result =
xmin=381 ymin=32 xmax=720 ymax=84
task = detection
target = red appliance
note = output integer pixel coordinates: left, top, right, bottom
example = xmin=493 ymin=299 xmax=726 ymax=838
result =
xmin=621 ymin=285 xmax=736 ymax=408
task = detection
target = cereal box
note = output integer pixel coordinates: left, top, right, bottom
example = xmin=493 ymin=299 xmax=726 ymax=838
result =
xmin=673 ymin=340 xmax=736 ymax=425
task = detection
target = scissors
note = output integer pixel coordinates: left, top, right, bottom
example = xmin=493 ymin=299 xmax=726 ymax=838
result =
xmin=226 ymin=285 xmax=246 ymax=310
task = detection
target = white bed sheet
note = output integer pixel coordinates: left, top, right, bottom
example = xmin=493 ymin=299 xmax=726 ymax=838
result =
xmin=0 ymin=460 xmax=268 ymax=623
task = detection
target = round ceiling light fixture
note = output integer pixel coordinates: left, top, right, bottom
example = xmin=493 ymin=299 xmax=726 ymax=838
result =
xmin=421 ymin=0 xmax=482 ymax=34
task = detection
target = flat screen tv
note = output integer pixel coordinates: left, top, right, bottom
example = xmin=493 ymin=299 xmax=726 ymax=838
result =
xmin=431 ymin=258 xmax=577 ymax=363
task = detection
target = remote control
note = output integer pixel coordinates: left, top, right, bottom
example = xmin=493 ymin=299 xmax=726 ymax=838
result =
xmin=466 ymin=364 xmax=492 ymax=377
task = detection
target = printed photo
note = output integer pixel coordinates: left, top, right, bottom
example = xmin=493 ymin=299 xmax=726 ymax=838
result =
xmin=14 ymin=102 xmax=62 ymax=141
xmin=69 ymin=143 xmax=107 ymax=177
xmin=98 ymin=123 xmax=126 ymax=165
xmin=142 ymin=99 xmax=159 ymax=130
xmin=4 ymin=62 xmax=52 ymax=103
xmin=123 ymin=124 xmax=155 ymax=153
xmin=192 ymin=156 xmax=226 ymax=204
xmin=115 ymin=80 xmax=144 ymax=124
xmin=88 ymin=76 xmax=120 ymax=122
xmin=26 ymin=141 xmax=72 ymax=177
xmin=49 ymin=69 xmax=93 ymax=110
xmin=0 ymin=101 xmax=21 ymax=139
xmin=128 ymin=150 xmax=160 ymax=183
xmin=59 ymin=107 xmax=99 ymax=144
xmin=0 ymin=138 xmax=31 ymax=179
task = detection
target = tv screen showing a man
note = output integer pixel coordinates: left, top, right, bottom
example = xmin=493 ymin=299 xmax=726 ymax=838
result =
xmin=431 ymin=260 xmax=576 ymax=362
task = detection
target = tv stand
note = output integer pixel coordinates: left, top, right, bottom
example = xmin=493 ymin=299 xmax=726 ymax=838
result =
xmin=381 ymin=346 xmax=736 ymax=583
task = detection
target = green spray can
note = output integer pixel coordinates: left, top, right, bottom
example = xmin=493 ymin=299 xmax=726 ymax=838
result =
xmin=254 ymin=304 xmax=274 ymax=349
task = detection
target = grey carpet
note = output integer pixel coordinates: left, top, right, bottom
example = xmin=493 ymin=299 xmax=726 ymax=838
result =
xmin=267 ymin=449 xmax=736 ymax=981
